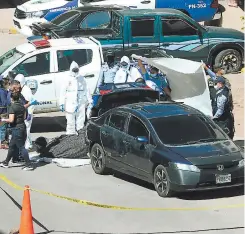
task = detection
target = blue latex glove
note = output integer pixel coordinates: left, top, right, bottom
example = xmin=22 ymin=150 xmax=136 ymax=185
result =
xmin=26 ymin=114 xmax=32 ymax=121
xmin=30 ymin=100 xmax=38 ymax=106
xmin=60 ymin=104 xmax=64 ymax=112
xmin=75 ymin=106 xmax=79 ymax=113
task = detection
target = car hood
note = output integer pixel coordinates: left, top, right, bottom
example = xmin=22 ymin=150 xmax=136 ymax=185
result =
xmin=18 ymin=0 xmax=69 ymax=12
xmin=94 ymin=86 xmax=159 ymax=110
xmin=168 ymin=140 xmax=243 ymax=165
xmin=205 ymin=26 xmax=244 ymax=41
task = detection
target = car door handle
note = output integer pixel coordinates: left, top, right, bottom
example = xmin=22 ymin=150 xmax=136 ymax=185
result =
xmin=40 ymin=80 xmax=52 ymax=84
xmin=141 ymin=0 xmax=151 ymax=3
xmin=84 ymin=74 xmax=95 ymax=78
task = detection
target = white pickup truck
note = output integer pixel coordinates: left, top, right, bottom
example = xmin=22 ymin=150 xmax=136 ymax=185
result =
xmin=0 ymin=36 xmax=103 ymax=113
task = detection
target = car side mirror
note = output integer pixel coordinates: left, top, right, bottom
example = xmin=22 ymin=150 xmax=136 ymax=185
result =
xmin=136 ymin=136 xmax=148 ymax=144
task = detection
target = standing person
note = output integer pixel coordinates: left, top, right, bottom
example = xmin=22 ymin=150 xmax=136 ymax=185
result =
xmin=138 ymin=59 xmax=171 ymax=100
xmin=114 ymin=56 xmax=142 ymax=83
xmin=0 ymin=92 xmax=34 ymax=170
xmin=0 ymin=76 xmax=8 ymax=149
xmin=15 ymin=74 xmax=37 ymax=150
xmin=212 ymin=77 xmax=234 ymax=139
xmin=97 ymin=51 xmax=119 ymax=88
xmin=59 ymin=61 xmax=93 ymax=135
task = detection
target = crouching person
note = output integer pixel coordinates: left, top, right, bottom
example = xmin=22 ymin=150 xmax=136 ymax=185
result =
xmin=0 ymin=92 xmax=33 ymax=171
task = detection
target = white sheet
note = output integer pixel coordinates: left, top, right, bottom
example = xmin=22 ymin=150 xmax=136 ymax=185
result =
xmin=132 ymin=56 xmax=213 ymax=117
xmin=29 ymin=152 xmax=91 ymax=168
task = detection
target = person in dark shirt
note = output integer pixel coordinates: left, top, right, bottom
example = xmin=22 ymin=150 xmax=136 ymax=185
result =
xmin=0 ymin=92 xmax=34 ymax=171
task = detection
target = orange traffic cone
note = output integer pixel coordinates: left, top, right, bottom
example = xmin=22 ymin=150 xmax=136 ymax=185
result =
xmin=19 ymin=186 xmax=34 ymax=234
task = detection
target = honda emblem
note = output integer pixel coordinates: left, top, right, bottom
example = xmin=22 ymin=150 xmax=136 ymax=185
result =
xmin=217 ymin=165 xmax=224 ymax=171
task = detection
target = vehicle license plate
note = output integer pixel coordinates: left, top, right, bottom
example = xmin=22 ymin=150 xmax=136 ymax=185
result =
xmin=216 ymin=174 xmax=231 ymax=184
xmin=115 ymin=84 xmax=131 ymax=88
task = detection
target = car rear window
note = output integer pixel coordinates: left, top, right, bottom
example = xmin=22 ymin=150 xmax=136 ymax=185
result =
xmin=150 ymin=115 xmax=227 ymax=145
xmin=51 ymin=11 xmax=80 ymax=26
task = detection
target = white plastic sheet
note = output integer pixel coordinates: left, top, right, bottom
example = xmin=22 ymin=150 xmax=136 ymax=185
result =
xmin=132 ymin=56 xmax=213 ymax=117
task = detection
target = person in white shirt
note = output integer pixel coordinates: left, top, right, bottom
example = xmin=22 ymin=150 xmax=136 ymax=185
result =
xmin=114 ymin=56 xmax=142 ymax=84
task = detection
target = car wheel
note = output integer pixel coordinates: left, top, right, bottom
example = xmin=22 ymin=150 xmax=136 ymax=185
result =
xmin=153 ymin=165 xmax=173 ymax=197
xmin=214 ymin=49 xmax=242 ymax=73
xmin=90 ymin=143 xmax=107 ymax=174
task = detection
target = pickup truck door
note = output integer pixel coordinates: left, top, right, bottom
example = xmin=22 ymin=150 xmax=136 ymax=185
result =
xmin=160 ymin=16 xmax=209 ymax=62
xmin=127 ymin=16 xmax=160 ymax=46
xmin=11 ymin=50 xmax=57 ymax=112
xmin=101 ymin=112 xmax=128 ymax=171
xmin=53 ymin=46 xmax=101 ymax=101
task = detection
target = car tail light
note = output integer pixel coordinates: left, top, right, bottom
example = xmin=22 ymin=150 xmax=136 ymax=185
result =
xmin=211 ymin=0 xmax=219 ymax=8
xmin=100 ymin=90 xmax=112 ymax=95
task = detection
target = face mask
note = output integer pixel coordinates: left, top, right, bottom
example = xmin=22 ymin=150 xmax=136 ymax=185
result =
xmin=150 ymin=73 xmax=157 ymax=78
xmin=121 ymin=65 xmax=128 ymax=71
xmin=214 ymin=85 xmax=219 ymax=90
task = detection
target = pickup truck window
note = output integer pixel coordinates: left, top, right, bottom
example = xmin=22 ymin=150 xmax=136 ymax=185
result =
xmin=13 ymin=52 xmax=50 ymax=77
xmin=51 ymin=11 xmax=80 ymax=26
xmin=79 ymin=11 xmax=111 ymax=29
xmin=130 ymin=18 xmax=154 ymax=37
xmin=57 ymin=49 xmax=93 ymax=72
xmin=111 ymin=12 xmax=121 ymax=36
xmin=161 ymin=18 xmax=197 ymax=36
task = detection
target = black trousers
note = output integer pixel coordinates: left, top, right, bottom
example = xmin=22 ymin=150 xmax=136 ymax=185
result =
xmin=5 ymin=126 xmax=31 ymax=165
xmin=214 ymin=113 xmax=235 ymax=140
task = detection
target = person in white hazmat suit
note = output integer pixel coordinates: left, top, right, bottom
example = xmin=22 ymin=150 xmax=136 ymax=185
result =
xmin=114 ymin=56 xmax=142 ymax=83
xmin=59 ymin=61 xmax=93 ymax=135
xmin=15 ymin=74 xmax=37 ymax=149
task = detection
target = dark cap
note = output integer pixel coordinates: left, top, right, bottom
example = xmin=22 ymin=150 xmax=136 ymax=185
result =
xmin=215 ymin=76 xmax=226 ymax=84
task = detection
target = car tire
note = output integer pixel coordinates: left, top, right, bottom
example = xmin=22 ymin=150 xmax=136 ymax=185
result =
xmin=153 ymin=165 xmax=173 ymax=197
xmin=214 ymin=49 xmax=242 ymax=73
xmin=90 ymin=143 xmax=108 ymax=175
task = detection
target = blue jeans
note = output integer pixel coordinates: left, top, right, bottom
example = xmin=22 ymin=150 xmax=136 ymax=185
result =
xmin=0 ymin=123 xmax=7 ymax=141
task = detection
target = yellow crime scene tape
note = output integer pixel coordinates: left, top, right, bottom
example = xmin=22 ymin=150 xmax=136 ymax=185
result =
xmin=0 ymin=174 xmax=244 ymax=211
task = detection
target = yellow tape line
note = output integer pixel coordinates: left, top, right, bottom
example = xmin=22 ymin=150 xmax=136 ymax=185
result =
xmin=1 ymin=174 xmax=244 ymax=211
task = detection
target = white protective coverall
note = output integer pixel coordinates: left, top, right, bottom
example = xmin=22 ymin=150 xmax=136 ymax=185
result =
xmin=114 ymin=56 xmax=142 ymax=84
xmin=59 ymin=61 xmax=92 ymax=135
xmin=15 ymin=74 xmax=35 ymax=149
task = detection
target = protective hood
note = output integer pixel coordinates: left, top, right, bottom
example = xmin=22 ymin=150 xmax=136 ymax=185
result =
xmin=70 ymin=61 xmax=80 ymax=78
xmin=132 ymin=55 xmax=212 ymax=117
xmin=120 ymin=56 xmax=130 ymax=71
xmin=15 ymin=74 xmax=26 ymax=87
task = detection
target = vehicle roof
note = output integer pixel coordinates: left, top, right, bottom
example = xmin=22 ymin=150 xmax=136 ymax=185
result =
xmin=116 ymin=8 xmax=184 ymax=17
xmin=119 ymin=102 xmax=201 ymax=119
xmin=16 ymin=37 xmax=97 ymax=54
xmin=75 ymin=4 xmax=129 ymax=12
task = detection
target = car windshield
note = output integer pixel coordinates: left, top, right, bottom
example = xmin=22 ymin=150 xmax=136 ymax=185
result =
xmin=51 ymin=11 xmax=80 ymax=26
xmin=150 ymin=114 xmax=227 ymax=146
xmin=0 ymin=48 xmax=24 ymax=74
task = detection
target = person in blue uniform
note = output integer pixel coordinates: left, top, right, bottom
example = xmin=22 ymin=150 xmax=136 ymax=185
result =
xmin=137 ymin=59 xmax=171 ymax=100
xmin=97 ymin=51 xmax=119 ymax=90
xmin=212 ymin=76 xmax=234 ymax=139
xmin=0 ymin=75 xmax=8 ymax=148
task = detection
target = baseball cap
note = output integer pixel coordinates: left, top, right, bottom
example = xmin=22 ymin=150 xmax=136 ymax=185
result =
xmin=215 ymin=76 xmax=226 ymax=84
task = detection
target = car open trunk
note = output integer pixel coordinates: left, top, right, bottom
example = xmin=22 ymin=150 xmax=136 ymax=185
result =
xmin=91 ymin=87 xmax=159 ymax=117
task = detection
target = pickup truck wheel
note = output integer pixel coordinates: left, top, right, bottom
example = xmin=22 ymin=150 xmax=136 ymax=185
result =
xmin=90 ymin=143 xmax=108 ymax=175
xmin=214 ymin=49 xmax=242 ymax=73
xmin=153 ymin=165 xmax=173 ymax=197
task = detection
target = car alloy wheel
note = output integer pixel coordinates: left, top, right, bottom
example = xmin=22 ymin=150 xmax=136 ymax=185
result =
xmin=153 ymin=165 xmax=172 ymax=197
xmin=90 ymin=143 xmax=107 ymax=174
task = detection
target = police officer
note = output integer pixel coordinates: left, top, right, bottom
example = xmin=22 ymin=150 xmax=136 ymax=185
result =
xmin=97 ymin=51 xmax=119 ymax=89
xmin=212 ymin=76 xmax=234 ymax=139
xmin=138 ymin=58 xmax=171 ymax=100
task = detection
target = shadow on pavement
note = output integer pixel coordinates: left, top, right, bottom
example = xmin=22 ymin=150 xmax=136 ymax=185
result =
xmin=36 ymin=226 xmax=245 ymax=234
xmin=31 ymin=116 xmax=66 ymax=133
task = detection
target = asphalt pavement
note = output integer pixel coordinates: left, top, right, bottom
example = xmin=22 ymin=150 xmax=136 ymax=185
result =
xmin=0 ymin=28 xmax=244 ymax=234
